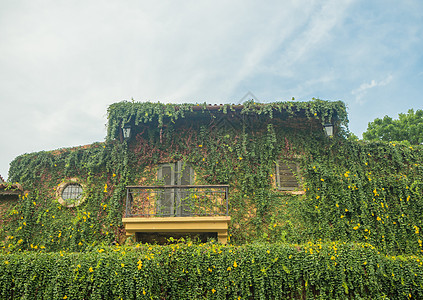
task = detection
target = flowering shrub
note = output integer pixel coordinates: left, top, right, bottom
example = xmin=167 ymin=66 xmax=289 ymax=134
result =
xmin=1 ymin=242 xmax=423 ymax=299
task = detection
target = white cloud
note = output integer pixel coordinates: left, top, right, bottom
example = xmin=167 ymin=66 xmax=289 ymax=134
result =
xmin=351 ymin=74 xmax=393 ymax=104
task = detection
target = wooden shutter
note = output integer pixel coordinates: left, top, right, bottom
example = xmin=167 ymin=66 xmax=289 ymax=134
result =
xmin=176 ymin=161 xmax=194 ymax=216
xmin=158 ymin=161 xmax=194 ymax=216
xmin=276 ymin=160 xmax=300 ymax=191
xmin=157 ymin=164 xmax=175 ymax=216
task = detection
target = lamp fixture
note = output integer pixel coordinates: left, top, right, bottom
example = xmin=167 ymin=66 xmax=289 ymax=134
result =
xmin=122 ymin=125 xmax=132 ymax=140
xmin=323 ymin=123 xmax=334 ymax=137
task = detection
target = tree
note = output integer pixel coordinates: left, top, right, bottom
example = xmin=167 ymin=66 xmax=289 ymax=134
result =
xmin=363 ymin=109 xmax=423 ymax=145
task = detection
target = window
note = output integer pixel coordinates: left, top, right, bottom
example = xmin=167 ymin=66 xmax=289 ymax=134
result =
xmin=62 ymin=184 xmax=83 ymax=201
xmin=275 ymin=159 xmax=301 ymax=191
xmin=157 ymin=161 xmax=194 ymax=216
xmin=57 ymin=180 xmax=86 ymax=207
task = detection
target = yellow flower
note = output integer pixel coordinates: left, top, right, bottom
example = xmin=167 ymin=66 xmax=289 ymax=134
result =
xmin=320 ymin=178 xmax=324 ymax=182
xmin=316 ymin=196 xmax=320 ymax=199
xmin=121 ymin=263 xmax=125 ymax=268
xmin=340 ymin=215 xmax=344 ymax=218
xmin=143 ymin=289 xmax=146 ymax=295
xmin=63 ymin=296 xmax=68 ymax=299
xmin=98 ymin=249 xmax=105 ymax=253
xmin=202 ymin=158 xmax=205 ymax=161
xmin=4 ymin=261 xmax=9 ymax=265
xmin=345 ymin=208 xmax=348 ymax=212
xmin=112 ymin=173 xmax=116 ymax=177
xmin=233 ymin=261 xmax=238 ymax=268
xmin=344 ymin=172 xmax=349 ymax=178
xmin=227 ymin=267 xmax=231 ymax=271
xmin=89 ymin=267 xmax=93 ymax=272
xmin=198 ymin=144 xmax=202 ymax=147
xmin=208 ymin=267 xmax=212 ymax=272
xmin=104 ymin=184 xmax=108 ymax=193
xmin=212 ymin=288 xmax=216 ymax=293
xmin=336 ymin=203 xmax=339 ymax=207
xmin=239 ymin=157 xmax=243 ymax=160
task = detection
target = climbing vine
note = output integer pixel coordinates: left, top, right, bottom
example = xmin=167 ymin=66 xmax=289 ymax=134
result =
xmin=2 ymin=99 xmax=422 ymax=257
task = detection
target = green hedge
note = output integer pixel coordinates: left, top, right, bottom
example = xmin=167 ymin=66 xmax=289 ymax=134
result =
xmin=1 ymin=242 xmax=423 ymax=299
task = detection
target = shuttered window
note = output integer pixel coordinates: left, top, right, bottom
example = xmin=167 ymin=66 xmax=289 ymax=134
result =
xmin=275 ymin=159 xmax=301 ymax=191
xmin=157 ymin=161 xmax=194 ymax=216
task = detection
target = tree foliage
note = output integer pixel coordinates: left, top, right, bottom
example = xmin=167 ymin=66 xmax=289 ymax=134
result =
xmin=363 ymin=109 xmax=423 ymax=145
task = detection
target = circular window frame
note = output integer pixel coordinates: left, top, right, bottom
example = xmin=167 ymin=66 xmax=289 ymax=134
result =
xmin=56 ymin=178 xmax=87 ymax=208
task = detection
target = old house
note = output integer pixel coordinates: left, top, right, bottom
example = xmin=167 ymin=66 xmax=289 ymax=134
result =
xmin=6 ymin=99 xmax=422 ymax=255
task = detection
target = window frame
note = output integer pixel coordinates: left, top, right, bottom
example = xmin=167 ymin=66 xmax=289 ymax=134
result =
xmin=157 ymin=161 xmax=195 ymax=216
xmin=56 ymin=179 xmax=87 ymax=208
xmin=275 ymin=158 xmax=304 ymax=193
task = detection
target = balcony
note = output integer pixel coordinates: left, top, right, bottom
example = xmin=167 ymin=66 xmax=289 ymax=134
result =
xmin=122 ymin=185 xmax=231 ymax=244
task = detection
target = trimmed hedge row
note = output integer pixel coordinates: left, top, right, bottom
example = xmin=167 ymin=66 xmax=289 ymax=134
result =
xmin=1 ymin=242 xmax=423 ymax=299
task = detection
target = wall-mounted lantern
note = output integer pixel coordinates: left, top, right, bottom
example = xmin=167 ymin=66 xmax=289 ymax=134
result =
xmin=122 ymin=125 xmax=132 ymax=140
xmin=323 ymin=123 xmax=334 ymax=137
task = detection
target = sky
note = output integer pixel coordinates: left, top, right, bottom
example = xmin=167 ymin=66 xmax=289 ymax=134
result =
xmin=0 ymin=0 xmax=422 ymax=180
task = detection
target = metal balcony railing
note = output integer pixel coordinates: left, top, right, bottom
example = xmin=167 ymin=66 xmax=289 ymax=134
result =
xmin=125 ymin=185 xmax=229 ymax=217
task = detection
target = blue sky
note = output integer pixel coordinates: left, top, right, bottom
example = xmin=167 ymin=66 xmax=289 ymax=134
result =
xmin=0 ymin=0 xmax=422 ymax=180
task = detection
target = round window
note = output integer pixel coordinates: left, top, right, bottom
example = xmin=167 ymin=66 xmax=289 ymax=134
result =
xmin=62 ymin=183 xmax=83 ymax=201
xmin=57 ymin=180 xmax=86 ymax=207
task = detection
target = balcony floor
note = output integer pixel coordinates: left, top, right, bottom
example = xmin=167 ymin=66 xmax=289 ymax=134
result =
xmin=122 ymin=216 xmax=231 ymax=244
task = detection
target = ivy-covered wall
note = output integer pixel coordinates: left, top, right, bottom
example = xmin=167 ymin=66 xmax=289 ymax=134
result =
xmin=2 ymin=99 xmax=422 ymax=257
